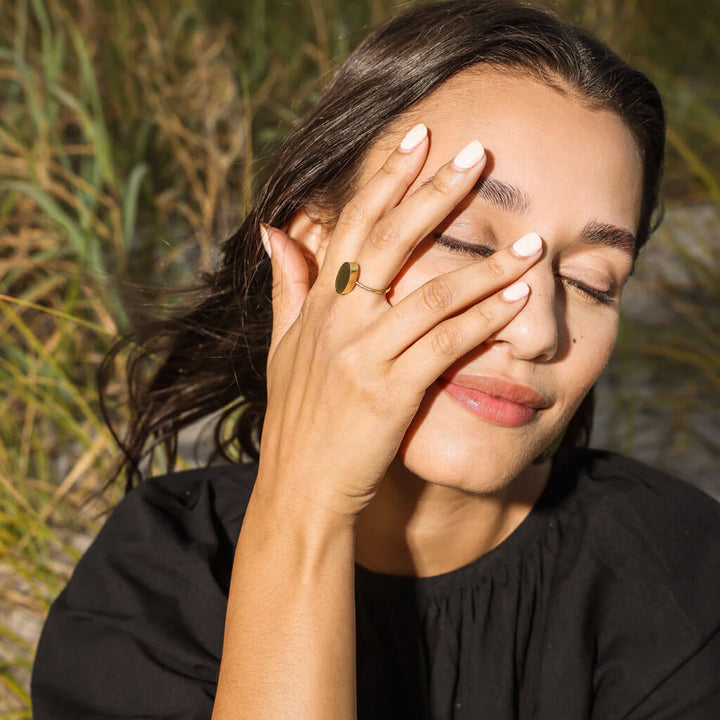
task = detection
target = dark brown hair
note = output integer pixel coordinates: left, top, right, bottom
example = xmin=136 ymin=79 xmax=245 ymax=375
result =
xmin=101 ymin=0 xmax=666 ymax=489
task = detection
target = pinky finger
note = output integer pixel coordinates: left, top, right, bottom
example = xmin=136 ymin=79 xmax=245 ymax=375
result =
xmin=392 ymin=281 xmax=530 ymax=389
xmin=264 ymin=224 xmax=311 ymax=365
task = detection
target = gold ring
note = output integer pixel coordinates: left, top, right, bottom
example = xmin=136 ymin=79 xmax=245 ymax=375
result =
xmin=335 ymin=262 xmax=390 ymax=295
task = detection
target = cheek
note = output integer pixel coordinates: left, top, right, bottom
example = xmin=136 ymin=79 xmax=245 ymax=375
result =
xmin=566 ymin=311 xmax=619 ymax=392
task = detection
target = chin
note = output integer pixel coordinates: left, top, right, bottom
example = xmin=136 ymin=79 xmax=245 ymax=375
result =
xmin=395 ymin=385 xmax=557 ymax=497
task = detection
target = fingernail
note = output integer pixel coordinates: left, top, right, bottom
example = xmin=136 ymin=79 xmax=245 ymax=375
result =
xmin=453 ymin=140 xmax=485 ymax=169
xmin=502 ymin=281 xmax=530 ymax=302
xmin=512 ymin=232 xmax=542 ymax=257
xmin=260 ymin=223 xmax=272 ymax=259
xmin=399 ymin=123 xmax=428 ymax=152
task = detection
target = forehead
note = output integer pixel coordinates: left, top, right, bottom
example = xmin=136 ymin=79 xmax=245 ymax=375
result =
xmin=368 ymin=69 xmax=643 ymax=233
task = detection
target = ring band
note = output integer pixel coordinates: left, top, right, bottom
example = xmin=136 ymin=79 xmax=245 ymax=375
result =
xmin=335 ymin=261 xmax=390 ymax=295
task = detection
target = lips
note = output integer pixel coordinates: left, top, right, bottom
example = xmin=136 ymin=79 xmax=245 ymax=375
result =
xmin=437 ymin=373 xmax=549 ymax=428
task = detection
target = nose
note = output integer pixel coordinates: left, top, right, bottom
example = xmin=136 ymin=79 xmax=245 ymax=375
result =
xmin=494 ymin=262 xmax=560 ymax=362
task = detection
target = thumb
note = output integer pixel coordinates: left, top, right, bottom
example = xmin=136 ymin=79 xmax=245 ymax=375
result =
xmin=262 ymin=223 xmax=310 ymax=360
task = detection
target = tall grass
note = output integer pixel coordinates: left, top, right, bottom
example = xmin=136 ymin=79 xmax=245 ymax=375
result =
xmin=0 ymin=0 xmax=718 ymax=714
xmin=0 ymin=0 xmax=405 ymax=711
xmin=0 ymin=0 xmax=256 ymax=710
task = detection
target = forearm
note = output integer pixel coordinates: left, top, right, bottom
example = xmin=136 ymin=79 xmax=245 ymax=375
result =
xmin=212 ymin=482 xmax=357 ymax=720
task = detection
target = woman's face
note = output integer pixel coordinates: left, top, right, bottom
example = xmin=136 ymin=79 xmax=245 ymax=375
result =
xmin=338 ymin=70 xmax=642 ymax=494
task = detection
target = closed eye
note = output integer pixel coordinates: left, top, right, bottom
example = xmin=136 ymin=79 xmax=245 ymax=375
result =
xmin=559 ymin=277 xmax=616 ymax=306
xmin=434 ymin=233 xmax=617 ymax=306
xmin=432 ymin=233 xmax=495 ymax=258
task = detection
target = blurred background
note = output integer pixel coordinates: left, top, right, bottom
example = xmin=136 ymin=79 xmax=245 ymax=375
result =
xmin=1 ymin=0 xmax=718 ymax=713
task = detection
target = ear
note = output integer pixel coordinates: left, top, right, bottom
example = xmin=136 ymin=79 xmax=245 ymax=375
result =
xmin=283 ymin=208 xmax=332 ymax=287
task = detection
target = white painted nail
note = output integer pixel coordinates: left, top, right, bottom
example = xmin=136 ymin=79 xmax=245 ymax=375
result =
xmin=399 ymin=123 xmax=428 ymax=152
xmin=260 ymin=224 xmax=272 ymax=258
xmin=512 ymin=232 xmax=542 ymax=257
xmin=452 ymin=140 xmax=485 ymax=169
xmin=502 ymin=281 xmax=530 ymax=302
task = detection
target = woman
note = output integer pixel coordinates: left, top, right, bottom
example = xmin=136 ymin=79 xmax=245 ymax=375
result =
xmin=32 ymin=1 xmax=720 ymax=718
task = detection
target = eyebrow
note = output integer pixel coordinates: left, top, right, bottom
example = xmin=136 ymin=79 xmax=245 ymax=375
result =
xmin=421 ymin=172 xmax=638 ymax=254
xmin=471 ymin=179 xmax=638 ymax=254
xmin=472 ymin=176 xmax=532 ymax=215
xmin=419 ymin=174 xmax=531 ymax=215
xmin=581 ymin=220 xmax=637 ymax=256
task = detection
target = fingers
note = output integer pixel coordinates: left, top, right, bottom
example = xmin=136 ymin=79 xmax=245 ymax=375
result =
xmin=392 ymin=280 xmax=531 ymax=390
xmin=320 ymin=123 xmax=431 ymax=276
xmin=376 ymin=233 xmax=544 ymax=359
xmin=263 ymin=224 xmax=310 ymax=365
xmin=350 ymin=139 xmax=487 ymax=294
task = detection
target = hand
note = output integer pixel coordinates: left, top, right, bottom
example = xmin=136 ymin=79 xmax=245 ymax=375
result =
xmin=257 ymin=123 xmax=543 ymax=526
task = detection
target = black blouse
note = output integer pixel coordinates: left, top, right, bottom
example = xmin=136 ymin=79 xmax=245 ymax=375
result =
xmin=32 ymin=449 xmax=720 ymax=719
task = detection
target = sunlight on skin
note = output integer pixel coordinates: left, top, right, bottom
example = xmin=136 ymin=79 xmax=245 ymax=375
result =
xmin=346 ymin=70 xmax=643 ymax=576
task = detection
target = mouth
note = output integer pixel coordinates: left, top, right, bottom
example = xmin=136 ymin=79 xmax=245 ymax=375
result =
xmin=436 ymin=374 xmax=549 ymax=428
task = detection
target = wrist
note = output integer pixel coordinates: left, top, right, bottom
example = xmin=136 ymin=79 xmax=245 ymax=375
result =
xmin=252 ymin=461 xmax=365 ymax=533
xmin=244 ymin=469 xmax=359 ymax=552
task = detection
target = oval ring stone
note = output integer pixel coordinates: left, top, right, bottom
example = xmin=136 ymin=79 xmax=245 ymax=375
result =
xmin=335 ymin=261 xmax=360 ymax=294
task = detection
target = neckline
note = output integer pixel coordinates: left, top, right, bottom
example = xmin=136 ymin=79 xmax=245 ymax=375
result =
xmin=354 ymin=449 xmax=578 ymax=599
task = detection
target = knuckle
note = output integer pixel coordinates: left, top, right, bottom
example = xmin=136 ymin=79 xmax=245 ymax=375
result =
xmin=323 ymin=345 xmax=355 ymax=386
xmin=482 ymin=255 xmax=506 ymax=280
xmin=430 ymin=324 xmax=465 ymax=357
xmin=369 ymin=222 xmax=402 ymax=253
xmin=334 ymin=343 xmax=360 ymax=373
xmin=313 ymin=302 xmax=341 ymax=345
xmin=339 ymin=197 xmax=369 ymax=228
xmin=377 ymin=158 xmax=403 ymax=178
xmin=356 ymin=372 xmax=386 ymax=410
xmin=331 ymin=343 xmax=380 ymax=401
xmin=470 ymin=303 xmax=495 ymax=327
xmin=300 ymin=293 xmax=322 ymax=325
xmin=427 ymin=172 xmax=454 ymax=198
xmin=418 ymin=279 xmax=455 ymax=314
